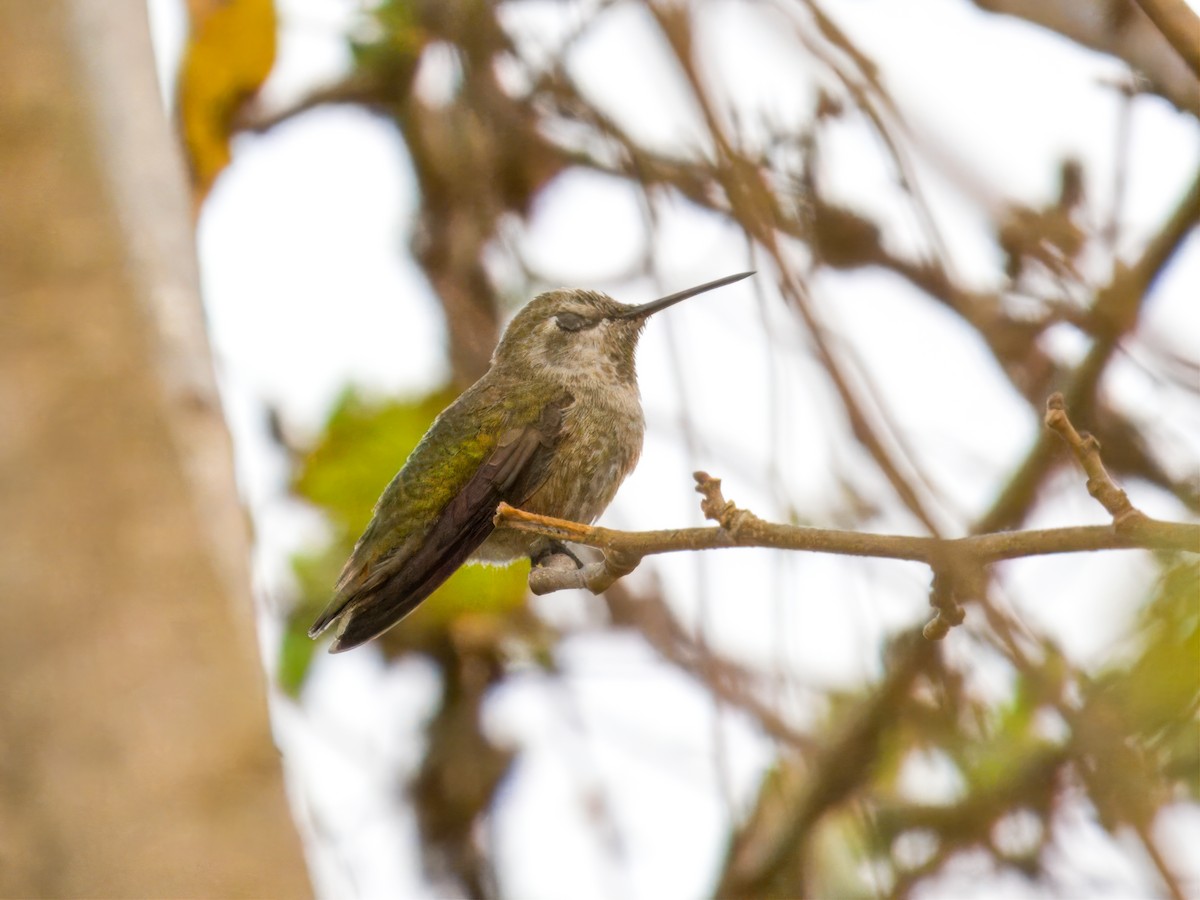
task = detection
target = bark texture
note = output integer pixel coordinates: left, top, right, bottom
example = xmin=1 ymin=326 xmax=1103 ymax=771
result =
xmin=0 ymin=2 xmax=310 ymax=895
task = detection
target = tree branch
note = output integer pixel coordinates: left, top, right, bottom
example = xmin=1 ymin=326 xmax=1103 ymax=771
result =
xmin=498 ymin=396 xmax=1198 ymax=649
xmin=971 ymin=0 xmax=1200 ymax=116
xmin=496 ymin=469 xmax=1198 ymax=591
xmin=236 ymin=73 xmax=391 ymax=134
xmin=1130 ymin=0 xmax=1200 ymax=82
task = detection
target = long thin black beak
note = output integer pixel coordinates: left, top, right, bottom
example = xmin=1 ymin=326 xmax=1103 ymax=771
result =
xmin=614 ymin=270 xmax=754 ymax=320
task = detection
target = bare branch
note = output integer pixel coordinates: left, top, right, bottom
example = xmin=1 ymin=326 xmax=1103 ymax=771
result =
xmin=495 ymin=465 xmax=1199 ymax=598
xmin=1130 ymin=0 xmax=1200 ymax=82
xmin=237 ymin=74 xmax=391 ymax=133
xmin=971 ymin=0 xmax=1200 ymax=116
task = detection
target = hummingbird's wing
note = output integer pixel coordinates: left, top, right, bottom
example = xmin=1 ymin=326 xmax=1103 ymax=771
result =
xmin=309 ymin=396 xmax=569 ymax=652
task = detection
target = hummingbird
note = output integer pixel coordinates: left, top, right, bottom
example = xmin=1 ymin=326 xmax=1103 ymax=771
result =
xmin=309 ymin=271 xmax=754 ymax=652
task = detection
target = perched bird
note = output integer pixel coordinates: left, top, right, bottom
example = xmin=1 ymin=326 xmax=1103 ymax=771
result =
xmin=309 ymin=271 xmax=753 ymax=651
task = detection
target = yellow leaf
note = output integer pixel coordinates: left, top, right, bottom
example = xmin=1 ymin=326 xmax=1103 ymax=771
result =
xmin=176 ymin=0 xmax=277 ymax=206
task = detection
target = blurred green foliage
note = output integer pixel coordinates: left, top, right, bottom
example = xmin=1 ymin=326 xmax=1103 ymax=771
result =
xmin=1088 ymin=559 xmax=1199 ymax=797
xmin=726 ymin=558 xmax=1199 ymax=896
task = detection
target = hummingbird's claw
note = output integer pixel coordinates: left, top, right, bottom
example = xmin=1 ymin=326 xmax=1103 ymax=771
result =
xmin=532 ymin=540 xmax=584 ymax=570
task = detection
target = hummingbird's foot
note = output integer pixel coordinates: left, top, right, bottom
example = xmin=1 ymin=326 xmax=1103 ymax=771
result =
xmin=532 ymin=541 xmax=584 ymax=570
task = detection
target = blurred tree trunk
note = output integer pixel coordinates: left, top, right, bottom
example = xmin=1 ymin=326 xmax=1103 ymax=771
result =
xmin=0 ymin=2 xmax=310 ymax=896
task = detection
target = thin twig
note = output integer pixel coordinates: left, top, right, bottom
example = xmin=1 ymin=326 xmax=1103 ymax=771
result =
xmin=237 ymin=74 xmax=388 ymax=133
xmin=1044 ymin=392 xmax=1143 ymax=526
xmin=647 ymin=4 xmax=948 ymax=535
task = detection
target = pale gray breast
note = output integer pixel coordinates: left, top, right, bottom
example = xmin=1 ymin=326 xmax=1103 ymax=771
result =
xmin=529 ymin=383 xmax=644 ymax=524
xmin=471 ymin=391 xmax=643 ymax=564
xmin=472 ymin=378 xmax=644 ymax=565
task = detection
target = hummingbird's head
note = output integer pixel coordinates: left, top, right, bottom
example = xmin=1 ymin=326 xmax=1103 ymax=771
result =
xmin=491 ymin=272 xmax=754 ymax=386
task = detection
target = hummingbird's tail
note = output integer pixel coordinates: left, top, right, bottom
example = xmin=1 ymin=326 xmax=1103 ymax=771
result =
xmin=308 ymin=505 xmax=494 ymax=652
xmin=309 ymin=539 xmax=482 ymax=652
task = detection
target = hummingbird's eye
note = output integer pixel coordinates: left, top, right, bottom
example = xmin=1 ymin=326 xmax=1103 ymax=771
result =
xmin=554 ymin=312 xmax=591 ymax=332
